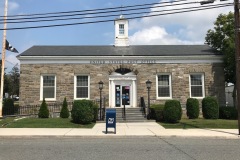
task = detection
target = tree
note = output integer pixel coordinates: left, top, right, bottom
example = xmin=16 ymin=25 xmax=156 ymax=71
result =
xmin=60 ymin=97 xmax=70 ymax=118
xmin=38 ymin=98 xmax=49 ymax=118
xmin=9 ymin=65 xmax=20 ymax=96
xmin=205 ymin=12 xmax=235 ymax=105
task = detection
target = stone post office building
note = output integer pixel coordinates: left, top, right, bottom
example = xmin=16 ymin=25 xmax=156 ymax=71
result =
xmin=17 ymin=17 xmax=225 ymax=107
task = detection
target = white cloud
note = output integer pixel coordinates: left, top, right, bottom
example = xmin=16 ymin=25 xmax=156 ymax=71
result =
xmin=129 ymin=26 xmax=200 ymax=45
xmin=129 ymin=0 xmax=233 ymax=45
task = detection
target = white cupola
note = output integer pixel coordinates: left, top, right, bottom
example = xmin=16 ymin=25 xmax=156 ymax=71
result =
xmin=114 ymin=15 xmax=129 ymax=47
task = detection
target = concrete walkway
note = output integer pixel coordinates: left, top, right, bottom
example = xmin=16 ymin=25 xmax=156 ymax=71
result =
xmin=0 ymin=122 xmax=239 ymax=139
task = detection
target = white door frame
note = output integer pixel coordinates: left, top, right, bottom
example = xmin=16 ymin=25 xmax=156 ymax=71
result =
xmin=109 ymin=73 xmax=137 ymax=108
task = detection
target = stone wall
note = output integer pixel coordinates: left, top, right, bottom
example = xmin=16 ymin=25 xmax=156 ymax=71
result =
xmin=19 ymin=63 xmax=225 ymax=107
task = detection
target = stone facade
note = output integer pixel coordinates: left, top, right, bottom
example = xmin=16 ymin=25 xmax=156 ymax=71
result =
xmin=19 ymin=62 xmax=225 ymax=107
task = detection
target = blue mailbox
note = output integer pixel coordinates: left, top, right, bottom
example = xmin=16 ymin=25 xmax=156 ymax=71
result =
xmin=106 ymin=108 xmax=116 ymax=134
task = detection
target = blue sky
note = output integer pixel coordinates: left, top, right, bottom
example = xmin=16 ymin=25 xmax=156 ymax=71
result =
xmin=0 ymin=0 xmax=233 ymax=71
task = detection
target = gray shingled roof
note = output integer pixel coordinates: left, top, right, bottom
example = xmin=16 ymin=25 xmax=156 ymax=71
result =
xmin=19 ymin=45 xmax=219 ymax=57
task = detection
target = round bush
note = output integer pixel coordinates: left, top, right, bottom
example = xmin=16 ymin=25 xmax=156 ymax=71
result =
xmin=202 ymin=97 xmax=219 ymax=119
xmin=186 ymin=98 xmax=199 ymax=119
xmin=3 ymin=98 xmax=15 ymax=115
xmin=60 ymin=97 xmax=70 ymax=118
xmin=71 ymin=100 xmax=94 ymax=124
xmin=38 ymin=99 xmax=49 ymax=118
xmin=163 ymin=100 xmax=182 ymax=123
xmin=150 ymin=104 xmax=165 ymax=122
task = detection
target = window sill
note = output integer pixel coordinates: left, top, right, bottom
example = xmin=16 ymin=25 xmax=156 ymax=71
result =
xmin=190 ymin=97 xmax=205 ymax=99
xmin=156 ymin=97 xmax=172 ymax=100
xmin=39 ymin=99 xmax=56 ymax=102
xmin=74 ymin=98 xmax=90 ymax=100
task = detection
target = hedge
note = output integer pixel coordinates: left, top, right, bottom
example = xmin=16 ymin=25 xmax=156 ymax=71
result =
xmin=150 ymin=104 xmax=165 ymax=122
xmin=202 ymin=97 xmax=219 ymax=119
xmin=186 ymin=98 xmax=199 ymax=119
xmin=2 ymin=98 xmax=15 ymax=115
xmin=163 ymin=100 xmax=182 ymax=123
xmin=71 ymin=99 xmax=94 ymax=124
xmin=219 ymin=106 xmax=238 ymax=120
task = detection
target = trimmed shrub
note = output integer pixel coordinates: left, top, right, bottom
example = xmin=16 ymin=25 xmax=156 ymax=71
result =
xmin=92 ymin=103 xmax=99 ymax=122
xmin=186 ymin=98 xmax=199 ymax=119
xmin=150 ymin=104 xmax=165 ymax=122
xmin=3 ymin=98 xmax=15 ymax=115
xmin=60 ymin=97 xmax=70 ymax=118
xmin=71 ymin=99 xmax=94 ymax=124
xmin=163 ymin=100 xmax=182 ymax=123
xmin=38 ymin=99 xmax=49 ymax=118
xmin=219 ymin=106 xmax=238 ymax=120
xmin=202 ymin=97 xmax=219 ymax=119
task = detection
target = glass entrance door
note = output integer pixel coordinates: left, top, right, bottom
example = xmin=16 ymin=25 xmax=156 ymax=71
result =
xmin=115 ymin=85 xmax=121 ymax=107
xmin=115 ymin=85 xmax=131 ymax=107
xmin=122 ymin=86 xmax=130 ymax=106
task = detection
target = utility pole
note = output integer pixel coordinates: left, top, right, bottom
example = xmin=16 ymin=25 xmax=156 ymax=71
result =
xmin=234 ymin=0 xmax=240 ymax=135
xmin=0 ymin=0 xmax=8 ymax=118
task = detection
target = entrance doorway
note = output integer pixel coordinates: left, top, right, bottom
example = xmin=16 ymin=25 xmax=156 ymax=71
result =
xmin=109 ymin=70 xmax=137 ymax=108
xmin=115 ymin=85 xmax=130 ymax=107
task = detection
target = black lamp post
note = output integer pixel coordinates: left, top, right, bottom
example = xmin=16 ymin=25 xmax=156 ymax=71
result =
xmin=146 ymin=79 xmax=152 ymax=119
xmin=98 ymin=81 xmax=103 ymax=120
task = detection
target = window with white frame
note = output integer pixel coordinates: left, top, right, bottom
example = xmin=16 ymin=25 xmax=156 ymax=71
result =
xmin=190 ymin=74 xmax=205 ymax=98
xmin=74 ymin=75 xmax=89 ymax=99
xmin=157 ymin=74 xmax=172 ymax=98
xmin=119 ymin=24 xmax=124 ymax=35
xmin=41 ymin=75 xmax=56 ymax=100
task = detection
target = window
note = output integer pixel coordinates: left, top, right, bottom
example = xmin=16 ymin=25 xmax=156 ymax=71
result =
xmin=40 ymin=75 xmax=56 ymax=100
xmin=74 ymin=75 xmax=90 ymax=99
xmin=190 ymin=74 xmax=205 ymax=98
xmin=119 ymin=24 xmax=124 ymax=35
xmin=157 ymin=74 xmax=172 ymax=99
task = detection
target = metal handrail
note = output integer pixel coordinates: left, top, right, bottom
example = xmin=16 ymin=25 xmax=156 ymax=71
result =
xmin=140 ymin=97 xmax=146 ymax=117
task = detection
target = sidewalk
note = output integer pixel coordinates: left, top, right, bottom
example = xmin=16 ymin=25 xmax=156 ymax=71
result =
xmin=0 ymin=122 xmax=239 ymax=139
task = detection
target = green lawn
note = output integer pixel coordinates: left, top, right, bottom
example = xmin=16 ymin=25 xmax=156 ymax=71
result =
xmin=159 ymin=118 xmax=238 ymax=129
xmin=0 ymin=117 xmax=95 ymax=128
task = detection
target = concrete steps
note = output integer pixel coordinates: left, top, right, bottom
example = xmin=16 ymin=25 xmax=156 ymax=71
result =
xmin=114 ymin=108 xmax=153 ymax=123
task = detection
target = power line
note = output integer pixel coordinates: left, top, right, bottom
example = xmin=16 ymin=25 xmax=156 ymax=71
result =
xmin=0 ymin=3 xmax=231 ymax=24
xmin=0 ymin=0 xmax=189 ymax=18
xmin=0 ymin=3 xmax=232 ymax=31
xmin=1 ymin=1 xmax=198 ymax=22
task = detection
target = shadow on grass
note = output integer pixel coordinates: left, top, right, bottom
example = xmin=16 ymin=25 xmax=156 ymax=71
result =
xmin=162 ymin=121 xmax=238 ymax=136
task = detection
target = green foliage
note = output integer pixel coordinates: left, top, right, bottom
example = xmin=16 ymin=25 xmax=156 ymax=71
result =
xmin=60 ymin=97 xmax=70 ymax=118
xmin=205 ymin=12 xmax=235 ymax=84
xmin=186 ymin=98 xmax=199 ymax=119
xmin=219 ymin=106 xmax=238 ymax=120
xmin=9 ymin=66 xmax=20 ymax=96
xmin=92 ymin=103 xmax=99 ymax=122
xmin=150 ymin=104 xmax=165 ymax=122
xmin=2 ymin=98 xmax=15 ymax=115
xmin=38 ymin=99 xmax=49 ymax=118
xmin=71 ymin=100 xmax=94 ymax=124
xmin=202 ymin=97 xmax=219 ymax=119
xmin=163 ymin=100 xmax=182 ymax=123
